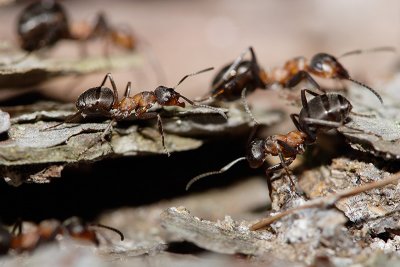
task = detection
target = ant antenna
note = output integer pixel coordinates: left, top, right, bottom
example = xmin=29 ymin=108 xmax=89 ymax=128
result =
xmin=171 ymin=67 xmax=228 ymax=120
xmin=178 ymin=94 xmax=228 ymax=120
xmin=338 ymin=46 xmax=396 ymax=59
xmin=241 ymin=88 xmax=259 ymax=125
xmin=174 ymin=67 xmax=214 ymax=89
xmin=346 ymin=77 xmax=383 ymax=104
xmin=185 ymin=157 xmax=247 ymax=191
xmin=90 ymin=223 xmax=124 ymax=241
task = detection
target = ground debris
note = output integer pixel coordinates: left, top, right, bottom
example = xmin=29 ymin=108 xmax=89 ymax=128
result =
xmin=0 ymin=101 xmax=280 ymax=185
xmin=338 ymin=75 xmax=400 ymax=160
xmin=0 ymin=109 xmax=10 ymax=134
xmin=0 ymin=52 xmax=142 ymax=89
xmin=299 ymin=157 xmax=399 ymax=222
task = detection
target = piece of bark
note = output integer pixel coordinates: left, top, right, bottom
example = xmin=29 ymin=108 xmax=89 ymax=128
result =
xmin=337 ymin=76 xmax=400 ymax=160
xmin=0 ymin=109 xmax=10 ymax=134
xmin=0 ymin=52 xmax=142 ymax=89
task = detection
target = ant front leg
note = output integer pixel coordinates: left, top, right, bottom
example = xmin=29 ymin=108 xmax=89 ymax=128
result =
xmin=287 ymin=71 xmax=326 ymax=94
xmin=78 ymin=119 xmax=116 ymax=158
xmin=136 ymin=111 xmax=170 ymax=156
xmin=265 ymin=157 xmax=295 ymax=199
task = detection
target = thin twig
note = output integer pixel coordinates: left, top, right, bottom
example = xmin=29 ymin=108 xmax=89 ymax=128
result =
xmin=250 ymin=171 xmax=400 ymax=231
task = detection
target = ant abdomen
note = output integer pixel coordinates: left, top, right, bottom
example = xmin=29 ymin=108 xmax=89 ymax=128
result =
xmin=309 ymin=53 xmax=349 ymax=79
xmin=76 ymin=87 xmax=115 ymax=114
xmin=211 ymin=60 xmax=264 ymax=101
xmin=17 ymin=1 xmax=70 ymax=52
xmin=247 ymin=138 xmax=266 ymax=168
xmin=154 ymin=86 xmax=185 ymax=107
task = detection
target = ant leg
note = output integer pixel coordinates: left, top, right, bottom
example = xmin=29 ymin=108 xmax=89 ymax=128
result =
xmin=265 ymin=172 xmax=275 ymax=201
xmin=124 ymin=82 xmax=132 ymax=97
xmin=136 ymin=112 xmax=170 ymax=156
xmin=286 ymin=71 xmax=326 ymax=93
xmin=290 ymin=114 xmax=302 ymax=131
xmin=99 ymin=73 xmax=119 ymax=105
xmin=277 ymin=152 xmax=297 ymax=194
xmin=41 ymin=110 xmax=84 ymax=131
xmin=300 ymin=88 xmax=321 ymax=110
xmin=78 ymin=119 xmax=115 ymax=158
xmin=241 ymin=88 xmax=259 ymax=125
xmin=156 ymin=113 xmax=170 ymax=157
xmin=302 ymin=117 xmax=344 ymax=129
xmin=265 ymin=157 xmax=295 ymax=196
xmin=11 ymin=218 xmax=23 ymax=236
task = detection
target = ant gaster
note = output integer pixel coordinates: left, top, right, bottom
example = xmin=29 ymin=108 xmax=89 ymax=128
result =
xmin=186 ymin=89 xmax=357 ymax=198
xmin=0 ymin=217 xmax=124 ymax=255
xmin=46 ymin=68 xmax=227 ymax=156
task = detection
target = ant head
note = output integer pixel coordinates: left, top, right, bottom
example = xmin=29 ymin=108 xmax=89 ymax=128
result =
xmin=247 ymin=139 xmax=266 ymax=168
xmin=0 ymin=226 xmax=11 ymax=255
xmin=76 ymin=87 xmax=116 ymax=113
xmin=309 ymin=53 xmax=349 ymax=79
xmin=154 ymin=86 xmax=185 ymax=108
xmin=17 ymin=0 xmax=69 ymax=52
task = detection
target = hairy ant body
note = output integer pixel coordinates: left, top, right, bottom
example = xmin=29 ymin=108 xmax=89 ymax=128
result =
xmin=0 ymin=217 xmax=124 ymax=255
xmin=202 ymin=46 xmax=390 ymax=112
xmin=186 ymin=89 xmax=357 ymax=197
xmin=45 ymin=68 xmax=227 ymax=156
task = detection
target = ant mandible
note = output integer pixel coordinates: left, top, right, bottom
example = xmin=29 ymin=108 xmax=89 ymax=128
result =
xmin=0 ymin=217 xmax=124 ymax=254
xmin=186 ymin=89 xmax=360 ymax=198
xmin=45 ymin=67 xmax=227 ymax=156
xmin=11 ymin=0 xmax=135 ymax=63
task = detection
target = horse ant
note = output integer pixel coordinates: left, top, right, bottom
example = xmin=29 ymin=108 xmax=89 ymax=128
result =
xmin=0 ymin=217 xmax=124 ymax=255
xmin=200 ymin=46 xmax=391 ymax=117
xmin=44 ymin=68 xmax=227 ymax=156
xmin=186 ymin=89 xmax=360 ymax=198
xmin=9 ymin=0 xmax=136 ymax=64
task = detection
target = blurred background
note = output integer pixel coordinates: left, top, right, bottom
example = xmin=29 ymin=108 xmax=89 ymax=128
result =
xmin=0 ymin=0 xmax=399 ymax=221
xmin=0 ymin=0 xmax=398 ymax=104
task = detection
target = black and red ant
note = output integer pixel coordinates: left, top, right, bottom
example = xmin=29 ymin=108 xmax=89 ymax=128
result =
xmin=7 ymin=0 xmax=136 ymax=64
xmin=186 ymin=89 xmax=363 ymax=198
xmin=201 ymin=46 xmax=392 ymax=114
xmin=44 ymin=68 xmax=227 ymax=156
xmin=0 ymin=217 xmax=124 ymax=255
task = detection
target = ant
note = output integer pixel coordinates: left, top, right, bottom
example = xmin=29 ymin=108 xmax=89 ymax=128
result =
xmin=8 ymin=0 xmax=136 ymax=64
xmin=44 ymin=68 xmax=227 ymax=156
xmin=200 ymin=46 xmax=391 ymax=119
xmin=186 ymin=89 xmax=362 ymax=198
xmin=0 ymin=217 xmax=124 ymax=255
